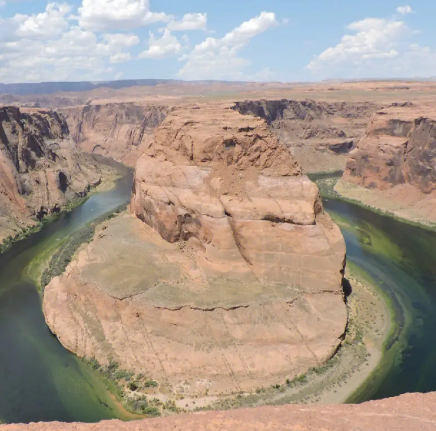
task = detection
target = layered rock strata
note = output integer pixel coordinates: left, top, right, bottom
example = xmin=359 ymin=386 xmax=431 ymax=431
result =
xmin=44 ymin=103 xmax=347 ymax=398
xmin=340 ymin=106 xmax=436 ymax=223
xmin=233 ymin=99 xmax=379 ymax=173
xmin=0 ymin=106 xmax=111 ymax=243
xmin=3 ymin=393 xmax=436 ymax=431
xmin=59 ymin=103 xmax=168 ymax=166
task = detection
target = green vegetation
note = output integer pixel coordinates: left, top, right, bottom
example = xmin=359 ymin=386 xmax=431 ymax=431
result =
xmin=27 ymin=203 xmax=127 ymax=293
xmin=82 ymin=358 xmax=177 ymax=417
xmin=0 ymin=196 xmax=89 ymax=256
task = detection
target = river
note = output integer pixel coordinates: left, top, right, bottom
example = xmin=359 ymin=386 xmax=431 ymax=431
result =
xmin=323 ymin=195 xmax=436 ymax=402
xmin=0 ymin=157 xmax=133 ymax=424
xmin=1 ymin=166 xmax=436 ymax=423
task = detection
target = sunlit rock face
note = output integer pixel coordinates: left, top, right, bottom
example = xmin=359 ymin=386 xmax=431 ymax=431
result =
xmin=44 ymin=102 xmax=347 ymax=399
xmin=60 ymin=103 xmax=169 ymax=166
xmin=344 ymin=109 xmax=436 ymax=193
xmin=0 ymin=106 xmax=106 ymax=242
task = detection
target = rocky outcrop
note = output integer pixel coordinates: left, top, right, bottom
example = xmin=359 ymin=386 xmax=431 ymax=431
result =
xmin=0 ymin=107 xmax=111 ymax=243
xmin=131 ymin=103 xmax=345 ymax=290
xmin=339 ymin=106 xmax=436 ymax=223
xmin=233 ymin=100 xmax=379 ymax=173
xmin=3 ymin=393 xmax=436 ymax=430
xmin=59 ymin=103 xmax=169 ymax=166
xmin=344 ymin=110 xmax=436 ymax=191
xmin=44 ymin=103 xmax=347 ymax=400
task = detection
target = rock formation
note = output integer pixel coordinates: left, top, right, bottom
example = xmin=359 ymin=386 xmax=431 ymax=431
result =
xmin=44 ymin=103 xmax=347 ymax=399
xmin=2 ymin=393 xmax=436 ymax=430
xmin=339 ymin=105 xmax=436 ymax=223
xmin=59 ymin=103 xmax=168 ymax=166
xmin=233 ymin=99 xmax=379 ymax=173
xmin=0 ymin=106 xmax=112 ymax=243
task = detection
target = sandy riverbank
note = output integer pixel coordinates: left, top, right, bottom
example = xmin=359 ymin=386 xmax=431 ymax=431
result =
xmin=335 ymin=179 xmax=436 ymax=230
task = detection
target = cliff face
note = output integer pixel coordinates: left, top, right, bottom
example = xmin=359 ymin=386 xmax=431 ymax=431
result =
xmin=131 ymin=103 xmax=345 ymax=290
xmin=2 ymin=393 xmax=436 ymax=430
xmin=233 ymin=100 xmax=379 ymax=173
xmin=59 ymin=103 xmax=168 ymax=166
xmin=44 ymin=103 xmax=347 ymax=400
xmin=344 ymin=111 xmax=436 ymax=192
xmin=0 ymin=107 xmax=109 ymax=243
xmin=338 ymin=106 xmax=436 ymax=223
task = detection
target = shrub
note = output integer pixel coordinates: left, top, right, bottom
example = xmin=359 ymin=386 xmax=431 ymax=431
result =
xmin=144 ymin=380 xmax=158 ymax=388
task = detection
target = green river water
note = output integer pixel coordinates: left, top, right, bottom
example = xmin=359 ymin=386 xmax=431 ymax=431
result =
xmin=0 ymin=158 xmax=133 ymax=424
xmin=0 ymin=166 xmax=435 ymax=423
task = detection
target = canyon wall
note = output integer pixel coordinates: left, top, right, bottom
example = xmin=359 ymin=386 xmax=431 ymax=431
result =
xmin=0 ymin=106 xmax=111 ymax=243
xmin=2 ymin=393 xmax=436 ymax=431
xmin=339 ymin=105 xmax=436 ymax=223
xmin=44 ymin=103 xmax=347 ymax=400
xmin=233 ymin=99 xmax=379 ymax=173
xmin=59 ymin=103 xmax=169 ymax=166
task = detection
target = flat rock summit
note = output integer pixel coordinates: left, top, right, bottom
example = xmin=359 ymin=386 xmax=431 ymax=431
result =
xmin=43 ymin=102 xmax=347 ymax=398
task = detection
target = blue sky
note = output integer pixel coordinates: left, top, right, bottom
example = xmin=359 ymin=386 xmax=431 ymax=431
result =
xmin=1 ymin=0 xmax=435 ymax=83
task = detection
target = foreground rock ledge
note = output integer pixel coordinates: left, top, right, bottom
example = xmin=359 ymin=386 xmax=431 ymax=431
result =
xmin=44 ymin=102 xmax=347 ymax=398
xmin=3 ymin=393 xmax=436 ymax=430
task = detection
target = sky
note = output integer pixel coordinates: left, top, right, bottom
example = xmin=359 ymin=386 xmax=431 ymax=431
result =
xmin=1 ymin=0 xmax=436 ymax=83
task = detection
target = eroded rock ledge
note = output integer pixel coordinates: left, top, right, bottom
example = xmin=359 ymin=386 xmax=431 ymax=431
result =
xmin=44 ymin=103 xmax=347 ymax=399
xmin=2 ymin=393 xmax=436 ymax=431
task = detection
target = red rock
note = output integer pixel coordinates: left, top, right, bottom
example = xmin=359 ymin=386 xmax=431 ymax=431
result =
xmin=2 ymin=393 xmax=436 ymax=431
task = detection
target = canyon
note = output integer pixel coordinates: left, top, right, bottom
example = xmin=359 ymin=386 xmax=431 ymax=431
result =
xmin=59 ymin=103 xmax=169 ymax=166
xmin=234 ymin=99 xmax=378 ymax=173
xmin=2 ymin=80 xmax=436 ymax=427
xmin=337 ymin=103 xmax=436 ymax=224
xmin=0 ymin=106 xmax=114 ymax=244
xmin=43 ymin=102 xmax=347 ymax=400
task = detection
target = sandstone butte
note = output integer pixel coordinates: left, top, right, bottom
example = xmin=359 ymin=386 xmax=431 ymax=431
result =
xmin=0 ymin=106 xmax=111 ymax=243
xmin=2 ymin=393 xmax=436 ymax=430
xmin=43 ymin=102 xmax=347 ymax=399
xmin=339 ymin=103 xmax=436 ymax=223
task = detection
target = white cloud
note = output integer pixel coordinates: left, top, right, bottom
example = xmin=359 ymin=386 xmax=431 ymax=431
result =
xmin=167 ymin=13 xmax=207 ymax=31
xmin=0 ymin=2 xmax=277 ymax=83
xmin=0 ymin=18 xmax=141 ymax=83
xmin=396 ymin=5 xmax=414 ymax=15
xmin=103 ymin=33 xmax=139 ymax=50
xmin=306 ymin=8 xmax=436 ymax=79
xmin=78 ymin=0 xmax=170 ymax=31
xmin=307 ymin=17 xmax=408 ymax=71
xmin=14 ymin=3 xmax=71 ymax=39
xmin=139 ymin=28 xmax=182 ymax=59
xmin=178 ymin=11 xmax=278 ymax=80
xmin=110 ymin=52 xmax=132 ymax=63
